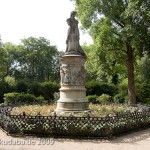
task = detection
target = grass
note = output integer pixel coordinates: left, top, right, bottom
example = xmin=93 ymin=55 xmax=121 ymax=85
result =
xmin=11 ymin=104 xmax=56 ymax=116
xmin=11 ymin=103 xmax=138 ymax=117
xmin=89 ymin=104 xmax=128 ymax=117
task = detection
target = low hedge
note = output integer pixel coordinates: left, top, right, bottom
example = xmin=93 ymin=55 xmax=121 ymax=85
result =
xmin=86 ymin=81 xmax=117 ymax=96
xmin=3 ymin=92 xmax=46 ymax=105
xmin=14 ymin=80 xmax=59 ymax=102
xmin=0 ymin=80 xmax=60 ymax=104
xmin=0 ymin=80 xmax=15 ymax=103
xmin=87 ymin=94 xmax=111 ymax=104
xmin=113 ymin=93 xmax=128 ymax=103
xmin=40 ymin=81 xmax=59 ymax=102
xmin=86 ymin=95 xmax=98 ymax=104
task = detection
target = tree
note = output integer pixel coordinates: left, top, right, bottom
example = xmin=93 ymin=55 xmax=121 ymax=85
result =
xmin=19 ymin=37 xmax=59 ymax=81
xmin=83 ymin=44 xmax=126 ymax=84
xmin=3 ymin=42 xmax=19 ymax=78
xmin=0 ymin=47 xmax=8 ymax=80
xmin=75 ymin=0 xmax=150 ymax=104
xmin=139 ymin=55 xmax=150 ymax=84
xmin=82 ymin=44 xmax=100 ymax=81
xmin=4 ymin=37 xmax=61 ymax=82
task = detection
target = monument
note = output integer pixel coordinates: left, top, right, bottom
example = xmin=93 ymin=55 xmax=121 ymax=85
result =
xmin=55 ymin=11 xmax=89 ymax=112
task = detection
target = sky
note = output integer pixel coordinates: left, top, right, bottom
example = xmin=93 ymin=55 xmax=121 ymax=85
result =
xmin=0 ymin=0 xmax=93 ymax=51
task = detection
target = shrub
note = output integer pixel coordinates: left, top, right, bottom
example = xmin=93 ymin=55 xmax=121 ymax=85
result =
xmin=16 ymin=80 xmax=28 ymax=93
xmin=145 ymin=98 xmax=150 ymax=104
xmin=96 ymin=94 xmax=111 ymax=104
xmin=86 ymin=80 xmax=117 ymax=96
xmin=15 ymin=80 xmax=59 ymax=103
xmin=118 ymin=78 xmax=128 ymax=92
xmin=86 ymin=95 xmax=98 ymax=104
xmin=40 ymin=81 xmax=59 ymax=102
xmin=4 ymin=76 xmax=16 ymax=87
xmin=4 ymin=92 xmax=46 ymax=105
xmin=0 ymin=80 xmax=13 ymax=103
xmin=113 ymin=93 xmax=126 ymax=103
xmin=136 ymin=82 xmax=150 ymax=103
xmin=28 ymin=82 xmax=41 ymax=97
xmin=113 ymin=78 xmax=128 ymax=103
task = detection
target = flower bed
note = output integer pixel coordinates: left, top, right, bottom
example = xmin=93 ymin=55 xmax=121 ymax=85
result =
xmin=0 ymin=104 xmax=150 ymax=138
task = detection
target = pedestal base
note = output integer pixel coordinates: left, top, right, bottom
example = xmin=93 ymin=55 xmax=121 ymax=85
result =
xmin=55 ymin=101 xmax=89 ymax=112
xmin=55 ymin=55 xmax=89 ymax=113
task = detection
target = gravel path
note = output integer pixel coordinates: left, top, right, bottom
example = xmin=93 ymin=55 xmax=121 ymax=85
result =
xmin=0 ymin=128 xmax=150 ymax=150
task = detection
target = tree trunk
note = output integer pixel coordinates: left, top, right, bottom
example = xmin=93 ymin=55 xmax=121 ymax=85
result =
xmin=126 ymin=43 xmax=136 ymax=105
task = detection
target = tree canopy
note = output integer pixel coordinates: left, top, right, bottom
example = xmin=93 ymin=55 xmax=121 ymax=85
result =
xmin=75 ymin=0 xmax=150 ymax=104
xmin=3 ymin=37 xmax=61 ymax=82
xmin=0 ymin=47 xmax=8 ymax=80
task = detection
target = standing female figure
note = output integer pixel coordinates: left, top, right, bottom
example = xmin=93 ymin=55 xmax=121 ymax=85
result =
xmin=65 ymin=11 xmax=85 ymax=56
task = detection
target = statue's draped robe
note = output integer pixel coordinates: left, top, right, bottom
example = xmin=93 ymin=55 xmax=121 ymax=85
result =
xmin=65 ymin=17 xmax=85 ymax=56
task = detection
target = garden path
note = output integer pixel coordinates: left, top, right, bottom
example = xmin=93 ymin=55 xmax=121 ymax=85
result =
xmin=0 ymin=128 xmax=149 ymax=150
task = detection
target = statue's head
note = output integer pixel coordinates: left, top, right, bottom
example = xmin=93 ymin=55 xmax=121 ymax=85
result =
xmin=70 ymin=11 xmax=77 ymax=18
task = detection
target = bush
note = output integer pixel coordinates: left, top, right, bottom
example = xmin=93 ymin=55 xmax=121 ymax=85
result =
xmin=4 ymin=76 xmax=16 ymax=87
xmin=40 ymin=81 xmax=59 ymax=102
xmin=118 ymin=78 xmax=128 ymax=92
xmin=0 ymin=79 xmax=60 ymax=104
xmin=87 ymin=94 xmax=111 ymax=104
xmin=86 ymin=95 xmax=98 ymax=104
xmin=113 ymin=79 xmax=128 ymax=103
xmin=0 ymin=80 xmax=14 ymax=103
xmin=28 ymin=82 xmax=41 ymax=97
xmin=136 ymin=82 xmax=150 ymax=104
xmin=145 ymin=98 xmax=150 ymax=104
xmin=4 ymin=92 xmax=46 ymax=105
xmin=113 ymin=93 xmax=128 ymax=103
xmin=16 ymin=80 xmax=28 ymax=93
xmin=86 ymin=80 xmax=117 ymax=96
xmin=96 ymin=94 xmax=111 ymax=104
xmin=15 ymin=80 xmax=59 ymax=103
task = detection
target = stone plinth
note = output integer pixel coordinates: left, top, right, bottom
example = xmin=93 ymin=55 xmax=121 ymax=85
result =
xmin=55 ymin=55 xmax=89 ymax=112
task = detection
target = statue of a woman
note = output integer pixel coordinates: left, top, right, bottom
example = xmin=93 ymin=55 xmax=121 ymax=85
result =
xmin=65 ymin=11 xmax=85 ymax=56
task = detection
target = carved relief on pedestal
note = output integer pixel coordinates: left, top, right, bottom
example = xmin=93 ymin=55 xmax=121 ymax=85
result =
xmin=60 ymin=65 xmax=70 ymax=85
xmin=76 ymin=66 xmax=85 ymax=85
xmin=60 ymin=64 xmax=85 ymax=86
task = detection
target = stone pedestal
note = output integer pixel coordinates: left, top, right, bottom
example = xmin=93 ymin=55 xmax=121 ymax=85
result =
xmin=55 ymin=55 xmax=89 ymax=112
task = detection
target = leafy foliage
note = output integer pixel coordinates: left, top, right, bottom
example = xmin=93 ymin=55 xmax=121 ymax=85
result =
xmin=140 ymin=55 xmax=150 ymax=83
xmin=136 ymin=82 xmax=150 ymax=104
xmin=0 ymin=80 xmax=12 ymax=103
xmin=0 ymin=79 xmax=59 ymax=104
xmin=96 ymin=94 xmax=111 ymax=104
xmin=4 ymin=92 xmax=46 ymax=105
xmin=3 ymin=37 xmax=61 ymax=82
xmin=0 ymin=47 xmax=8 ymax=80
xmin=75 ymin=0 xmax=150 ymax=104
xmin=40 ymin=81 xmax=59 ymax=102
xmin=4 ymin=76 xmax=16 ymax=87
xmin=87 ymin=94 xmax=111 ymax=104
xmin=113 ymin=93 xmax=128 ymax=103
xmin=86 ymin=95 xmax=98 ymax=104
xmin=86 ymin=80 xmax=117 ymax=96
